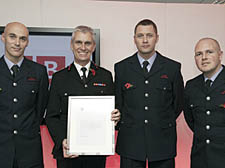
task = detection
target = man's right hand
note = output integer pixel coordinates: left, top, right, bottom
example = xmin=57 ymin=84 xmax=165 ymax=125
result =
xmin=62 ymin=139 xmax=79 ymax=158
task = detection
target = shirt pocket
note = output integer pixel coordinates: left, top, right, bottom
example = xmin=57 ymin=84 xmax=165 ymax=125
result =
xmin=92 ymin=82 xmax=111 ymax=95
xmin=23 ymin=82 xmax=39 ymax=94
xmin=22 ymin=81 xmax=39 ymax=103
xmin=156 ymin=79 xmax=172 ymax=92
xmin=160 ymin=120 xmax=177 ymax=139
xmin=217 ymin=89 xmax=225 ymax=110
xmin=155 ymin=80 xmax=173 ymax=105
xmin=122 ymin=81 xmax=137 ymax=104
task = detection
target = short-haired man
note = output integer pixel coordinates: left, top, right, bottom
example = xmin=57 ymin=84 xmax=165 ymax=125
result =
xmin=114 ymin=19 xmax=184 ymax=168
xmin=46 ymin=25 xmax=120 ymax=168
xmin=0 ymin=22 xmax=49 ymax=168
xmin=184 ymin=38 xmax=225 ymax=168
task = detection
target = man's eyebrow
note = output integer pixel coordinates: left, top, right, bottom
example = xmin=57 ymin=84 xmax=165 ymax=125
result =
xmin=8 ymin=33 xmax=16 ymax=36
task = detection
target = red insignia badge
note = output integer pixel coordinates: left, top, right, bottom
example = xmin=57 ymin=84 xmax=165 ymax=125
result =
xmin=219 ymin=103 xmax=225 ymax=108
xmin=160 ymin=74 xmax=168 ymax=79
xmin=90 ymin=69 xmax=96 ymax=76
xmin=27 ymin=77 xmax=36 ymax=81
xmin=125 ymin=83 xmax=133 ymax=89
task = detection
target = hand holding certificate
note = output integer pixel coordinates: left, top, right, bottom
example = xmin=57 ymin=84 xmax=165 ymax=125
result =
xmin=67 ymin=96 xmax=115 ymax=155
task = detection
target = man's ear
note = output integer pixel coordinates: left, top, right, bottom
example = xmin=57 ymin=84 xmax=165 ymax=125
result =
xmin=1 ymin=33 xmax=5 ymax=43
xmin=156 ymin=34 xmax=159 ymax=43
xmin=219 ymin=51 xmax=223 ymax=61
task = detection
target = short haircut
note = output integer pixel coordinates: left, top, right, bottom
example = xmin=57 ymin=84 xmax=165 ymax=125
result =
xmin=71 ymin=25 xmax=95 ymax=43
xmin=197 ymin=37 xmax=221 ymax=51
xmin=134 ymin=19 xmax=158 ymax=35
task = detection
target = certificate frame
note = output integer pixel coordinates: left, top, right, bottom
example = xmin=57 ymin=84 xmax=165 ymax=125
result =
xmin=67 ymin=96 xmax=115 ymax=155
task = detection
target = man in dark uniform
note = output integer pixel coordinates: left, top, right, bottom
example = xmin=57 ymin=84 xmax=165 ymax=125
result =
xmin=184 ymin=38 xmax=225 ymax=168
xmin=0 ymin=22 xmax=49 ymax=168
xmin=114 ymin=19 xmax=184 ymax=168
xmin=45 ymin=25 xmax=120 ymax=168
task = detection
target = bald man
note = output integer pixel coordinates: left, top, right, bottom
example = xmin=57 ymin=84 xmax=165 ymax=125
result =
xmin=184 ymin=38 xmax=225 ymax=168
xmin=0 ymin=22 xmax=49 ymax=168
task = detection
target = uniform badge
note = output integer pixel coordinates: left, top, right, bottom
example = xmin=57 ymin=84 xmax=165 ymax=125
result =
xmin=93 ymin=83 xmax=106 ymax=86
xmin=27 ymin=77 xmax=37 ymax=81
xmin=160 ymin=74 xmax=168 ymax=79
xmin=124 ymin=83 xmax=133 ymax=89
xmin=219 ymin=103 xmax=225 ymax=108
xmin=221 ymin=91 xmax=225 ymax=95
xmin=90 ymin=69 xmax=96 ymax=76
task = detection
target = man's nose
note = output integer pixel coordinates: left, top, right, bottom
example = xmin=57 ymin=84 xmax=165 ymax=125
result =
xmin=81 ymin=43 xmax=86 ymax=50
xmin=143 ymin=35 xmax=148 ymax=42
xmin=202 ymin=52 xmax=207 ymax=60
xmin=15 ymin=38 xmax=20 ymax=46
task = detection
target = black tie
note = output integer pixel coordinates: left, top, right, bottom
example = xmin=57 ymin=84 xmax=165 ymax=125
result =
xmin=205 ymin=79 xmax=212 ymax=90
xmin=143 ymin=61 xmax=149 ymax=75
xmin=11 ymin=65 xmax=19 ymax=78
xmin=81 ymin=67 xmax=87 ymax=84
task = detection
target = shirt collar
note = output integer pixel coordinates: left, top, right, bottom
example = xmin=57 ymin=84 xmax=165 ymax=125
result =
xmin=74 ymin=61 xmax=91 ymax=77
xmin=204 ymin=66 xmax=223 ymax=82
xmin=4 ymin=56 xmax=24 ymax=70
xmin=137 ymin=52 xmax=157 ymax=67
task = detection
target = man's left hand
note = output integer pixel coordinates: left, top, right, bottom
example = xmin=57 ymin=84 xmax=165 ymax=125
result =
xmin=111 ymin=109 xmax=120 ymax=126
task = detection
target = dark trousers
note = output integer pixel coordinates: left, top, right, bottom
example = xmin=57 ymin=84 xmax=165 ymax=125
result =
xmin=13 ymin=158 xmax=43 ymax=168
xmin=13 ymin=159 xmax=18 ymax=168
xmin=57 ymin=156 xmax=106 ymax=168
xmin=120 ymin=156 xmax=175 ymax=168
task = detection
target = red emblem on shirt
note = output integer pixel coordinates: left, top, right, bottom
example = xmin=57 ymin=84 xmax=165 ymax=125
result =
xmin=125 ymin=83 xmax=133 ymax=89
xmin=221 ymin=91 xmax=225 ymax=95
xmin=160 ymin=74 xmax=168 ymax=79
xmin=219 ymin=103 xmax=225 ymax=108
xmin=27 ymin=77 xmax=36 ymax=81
xmin=90 ymin=69 xmax=96 ymax=76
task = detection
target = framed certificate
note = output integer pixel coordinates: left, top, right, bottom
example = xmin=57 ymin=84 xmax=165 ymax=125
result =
xmin=67 ymin=96 xmax=115 ymax=155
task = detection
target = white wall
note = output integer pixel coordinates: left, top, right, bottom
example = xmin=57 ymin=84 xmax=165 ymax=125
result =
xmin=0 ymin=1 xmax=224 ymax=167
xmin=1 ymin=0 xmax=224 ymax=75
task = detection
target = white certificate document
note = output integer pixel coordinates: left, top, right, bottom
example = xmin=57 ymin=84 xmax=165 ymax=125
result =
xmin=67 ymin=96 xmax=115 ymax=155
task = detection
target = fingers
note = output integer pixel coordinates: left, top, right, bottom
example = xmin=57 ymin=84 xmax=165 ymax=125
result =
xmin=62 ymin=139 xmax=70 ymax=158
xmin=111 ymin=109 xmax=120 ymax=120
xmin=111 ymin=109 xmax=121 ymax=126
xmin=62 ymin=139 xmax=79 ymax=158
